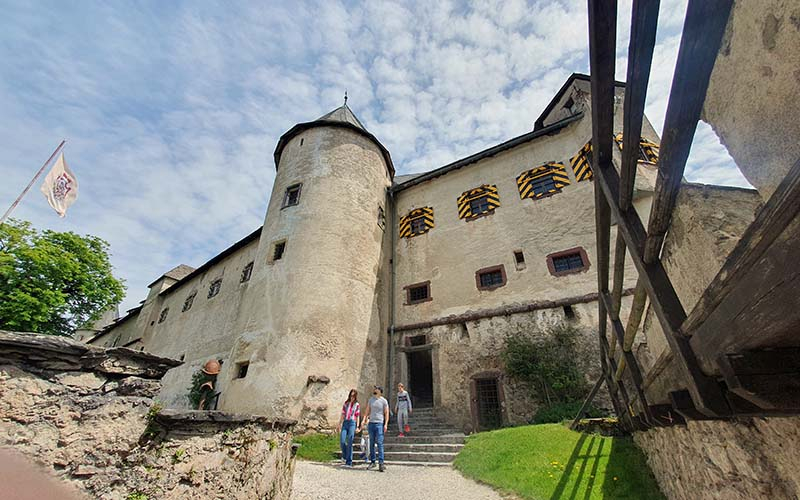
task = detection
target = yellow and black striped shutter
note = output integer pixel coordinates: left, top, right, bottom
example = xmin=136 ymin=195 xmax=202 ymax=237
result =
xmin=569 ymin=141 xmax=593 ymax=181
xmin=457 ymin=185 xmax=500 ymax=219
xmin=399 ymin=207 xmax=434 ymax=238
xmin=516 ymin=162 xmax=570 ymax=200
xmin=614 ymin=133 xmax=660 ymax=165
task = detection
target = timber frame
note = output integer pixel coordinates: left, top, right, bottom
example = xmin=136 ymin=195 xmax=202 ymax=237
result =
xmin=574 ymin=0 xmax=800 ymax=431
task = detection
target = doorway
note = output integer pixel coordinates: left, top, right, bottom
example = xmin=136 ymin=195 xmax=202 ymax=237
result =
xmin=407 ymin=350 xmax=433 ymax=408
xmin=470 ymin=374 xmax=505 ymax=431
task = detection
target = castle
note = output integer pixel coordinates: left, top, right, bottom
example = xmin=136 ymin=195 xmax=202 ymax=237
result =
xmin=88 ymin=73 xmax=703 ymax=432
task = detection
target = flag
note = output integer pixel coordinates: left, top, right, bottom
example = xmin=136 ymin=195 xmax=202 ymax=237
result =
xmin=40 ymin=153 xmax=78 ymax=217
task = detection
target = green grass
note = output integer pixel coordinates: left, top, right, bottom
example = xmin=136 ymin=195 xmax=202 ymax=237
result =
xmin=453 ymin=423 xmax=664 ymax=500
xmin=292 ymin=433 xmax=339 ymax=462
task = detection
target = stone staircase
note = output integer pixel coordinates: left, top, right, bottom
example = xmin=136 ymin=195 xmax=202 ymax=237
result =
xmin=348 ymin=407 xmax=466 ymax=467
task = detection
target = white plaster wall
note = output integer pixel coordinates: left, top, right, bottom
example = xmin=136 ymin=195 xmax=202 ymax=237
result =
xmin=221 ymin=126 xmax=392 ymax=430
xmin=704 ymin=0 xmax=800 ymax=200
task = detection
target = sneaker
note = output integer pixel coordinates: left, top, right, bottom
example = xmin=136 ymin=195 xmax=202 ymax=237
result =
xmin=340 ymin=463 xmax=353 ymax=469
xmin=367 ymin=462 xmax=376 ymax=470
xmin=379 ymin=463 xmax=385 ymax=472
xmin=398 ymin=433 xmax=405 ymax=438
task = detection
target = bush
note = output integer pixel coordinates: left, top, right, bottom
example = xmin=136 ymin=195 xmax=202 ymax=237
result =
xmin=532 ymin=400 xmax=603 ymax=424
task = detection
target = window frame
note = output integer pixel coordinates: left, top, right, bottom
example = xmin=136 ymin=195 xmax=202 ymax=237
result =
xmin=404 ymin=280 xmax=432 ymax=305
xmin=182 ymin=292 xmax=196 ymax=312
xmin=240 ymin=261 xmax=254 ymax=283
xmin=475 ymin=265 xmax=507 ymax=291
xmin=158 ymin=307 xmax=169 ymax=323
xmin=269 ymin=240 xmax=286 ymax=263
xmin=281 ymin=183 xmax=302 ymax=209
xmin=409 ymin=217 xmax=428 ymax=236
xmin=546 ymin=246 xmax=590 ymax=277
xmin=208 ymin=278 xmax=222 ymax=299
xmin=235 ymin=361 xmax=250 ymax=379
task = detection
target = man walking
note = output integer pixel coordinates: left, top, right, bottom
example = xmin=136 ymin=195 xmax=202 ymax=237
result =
xmin=361 ymin=385 xmax=389 ymax=472
xmin=395 ymin=383 xmax=413 ymax=437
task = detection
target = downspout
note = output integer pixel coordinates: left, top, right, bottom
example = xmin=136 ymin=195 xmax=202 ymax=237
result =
xmin=386 ymin=187 xmax=397 ymax=398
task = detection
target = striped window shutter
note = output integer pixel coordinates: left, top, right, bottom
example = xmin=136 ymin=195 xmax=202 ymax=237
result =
xmin=457 ymin=185 xmax=501 ymax=219
xmin=399 ymin=207 xmax=435 ymax=238
xmin=569 ymin=141 xmax=593 ymax=181
xmin=516 ymin=162 xmax=571 ymax=200
xmin=614 ymin=133 xmax=660 ymax=164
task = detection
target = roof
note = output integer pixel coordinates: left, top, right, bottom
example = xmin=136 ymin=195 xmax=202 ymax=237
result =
xmin=533 ymin=73 xmax=626 ymax=131
xmin=148 ymin=264 xmax=196 ymax=287
xmin=392 ymin=112 xmax=584 ymax=193
xmin=273 ymin=104 xmax=395 ymax=178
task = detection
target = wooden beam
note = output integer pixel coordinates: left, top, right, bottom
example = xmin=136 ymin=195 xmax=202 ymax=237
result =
xmin=611 ymin=232 xmax=627 ymax=316
xmin=643 ymin=0 xmax=734 ymax=262
xmin=570 ymin=375 xmax=605 ymax=430
xmin=717 ymin=349 xmax=800 ymax=411
xmin=619 ymin=0 xmax=661 ymax=212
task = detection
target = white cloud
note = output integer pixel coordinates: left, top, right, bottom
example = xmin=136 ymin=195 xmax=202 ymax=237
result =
xmin=0 ymin=0 xmax=751 ymax=313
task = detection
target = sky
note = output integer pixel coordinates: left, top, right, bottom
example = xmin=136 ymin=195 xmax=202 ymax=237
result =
xmin=0 ymin=0 xmax=752 ymax=315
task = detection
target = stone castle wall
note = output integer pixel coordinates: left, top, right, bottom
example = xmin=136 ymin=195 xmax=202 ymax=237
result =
xmin=634 ymin=417 xmax=800 ymax=500
xmin=0 ymin=331 xmax=297 ymax=500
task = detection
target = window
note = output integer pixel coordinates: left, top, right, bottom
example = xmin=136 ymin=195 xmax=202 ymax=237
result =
xmin=458 ymin=185 xmax=500 ymax=220
xmin=405 ymin=281 xmax=431 ymax=305
xmin=614 ymin=134 xmax=660 ymax=164
xmin=378 ymin=206 xmax=386 ymax=231
xmin=158 ymin=307 xmax=169 ymax=323
xmin=282 ymin=184 xmax=302 ymax=208
xmin=514 ymin=250 xmax=526 ymax=271
xmin=570 ymin=141 xmax=594 ymax=181
xmin=300 ymin=138 xmax=304 ymax=146
xmin=546 ymin=247 xmax=590 ymax=277
xmin=240 ymin=261 xmax=254 ymax=283
xmin=407 ymin=335 xmax=427 ymax=346
xmin=208 ymin=278 xmax=222 ymax=298
xmin=182 ymin=292 xmax=196 ymax=312
xmin=475 ymin=265 xmax=507 ymax=291
xmin=272 ymin=241 xmax=286 ymax=261
xmin=517 ymin=162 xmax=570 ymax=200
xmin=399 ymin=207 xmax=434 ymax=238
xmin=235 ymin=362 xmax=249 ymax=379
xmin=563 ymin=305 xmax=576 ymax=319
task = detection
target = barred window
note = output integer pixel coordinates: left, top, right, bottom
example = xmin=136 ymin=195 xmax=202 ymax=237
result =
xmin=405 ymin=281 xmax=432 ymax=305
xmin=469 ymin=196 xmax=491 ymax=216
xmin=458 ymin=185 xmax=500 ymax=220
xmin=208 ymin=279 xmax=222 ymax=299
xmin=410 ymin=217 xmax=428 ymax=235
xmin=271 ymin=241 xmax=286 ymax=262
xmin=475 ymin=265 xmax=506 ymax=291
xmin=547 ymin=247 xmax=590 ymax=277
xmin=182 ymin=292 xmax=196 ymax=312
xmin=241 ymin=261 xmax=254 ymax=283
xmin=517 ymin=162 xmax=570 ymax=200
xmin=553 ymin=253 xmax=584 ymax=272
xmin=399 ymin=207 xmax=434 ymax=238
xmin=158 ymin=307 xmax=169 ymax=323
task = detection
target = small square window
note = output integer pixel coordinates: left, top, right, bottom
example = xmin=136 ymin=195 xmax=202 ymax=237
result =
xmin=405 ymin=281 xmax=431 ymax=305
xmin=469 ymin=196 xmax=491 ymax=216
xmin=476 ymin=265 xmax=506 ymax=290
xmin=282 ymin=184 xmax=302 ymax=208
xmin=182 ymin=292 xmax=196 ymax=312
xmin=531 ymin=174 xmax=559 ymax=196
xmin=410 ymin=217 xmax=428 ymax=235
xmin=514 ymin=251 xmax=525 ymax=264
xmin=208 ymin=278 xmax=222 ymax=299
xmin=235 ymin=362 xmax=249 ymax=379
xmin=408 ymin=335 xmax=427 ymax=346
xmin=241 ymin=261 xmax=254 ymax=283
xmin=158 ymin=307 xmax=169 ymax=323
xmin=378 ymin=206 xmax=386 ymax=230
xmin=273 ymin=241 xmax=286 ymax=261
xmin=547 ymin=247 xmax=590 ymax=277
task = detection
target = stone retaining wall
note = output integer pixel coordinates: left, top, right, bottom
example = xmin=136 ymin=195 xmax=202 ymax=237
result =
xmin=634 ymin=417 xmax=800 ymax=500
xmin=0 ymin=330 xmax=297 ymax=500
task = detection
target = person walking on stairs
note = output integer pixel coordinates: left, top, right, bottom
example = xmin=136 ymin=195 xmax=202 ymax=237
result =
xmin=395 ymin=383 xmax=413 ymax=437
xmin=361 ymin=385 xmax=389 ymax=472
xmin=337 ymin=389 xmax=360 ymax=468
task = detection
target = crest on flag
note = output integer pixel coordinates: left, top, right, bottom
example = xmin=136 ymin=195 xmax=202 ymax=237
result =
xmin=40 ymin=153 xmax=79 ymax=217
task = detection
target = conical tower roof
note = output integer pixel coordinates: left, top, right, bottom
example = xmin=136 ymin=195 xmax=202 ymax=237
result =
xmin=315 ymin=103 xmax=368 ymax=131
xmin=273 ymin=102 xmax=394 ymax=177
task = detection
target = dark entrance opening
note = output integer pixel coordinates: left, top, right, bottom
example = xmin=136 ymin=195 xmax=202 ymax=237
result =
xmin=475 ymin=378 xmax=503 ymax=430
xmin=407 ymin=350 xmax=433 ymax=408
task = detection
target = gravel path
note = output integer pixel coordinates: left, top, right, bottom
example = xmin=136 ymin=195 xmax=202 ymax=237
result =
xmin=291 ymin=461 xmax=505 ymax=500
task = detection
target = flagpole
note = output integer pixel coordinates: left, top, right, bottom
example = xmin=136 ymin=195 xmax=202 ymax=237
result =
xmin=0 ymin=140 xmax=66 ymax=225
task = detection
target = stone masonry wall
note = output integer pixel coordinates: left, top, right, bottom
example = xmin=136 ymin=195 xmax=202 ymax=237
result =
xmin=634 ymin=417 xmax=800 ymax=500
xmin=0 ymin=331 xmax=297 ymax=500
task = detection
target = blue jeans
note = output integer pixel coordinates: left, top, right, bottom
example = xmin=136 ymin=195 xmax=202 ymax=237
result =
xmin=340 ymin=420 xmax=356 ymax=465
xmin=368 ymin=422 xmax=385 ymax=464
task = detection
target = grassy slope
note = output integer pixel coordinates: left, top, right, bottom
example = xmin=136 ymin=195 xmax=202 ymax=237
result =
xmin=292 ymin=433 xmax=340 ymax=462
xmin=453 ymin=423 xmax=664 ymax=500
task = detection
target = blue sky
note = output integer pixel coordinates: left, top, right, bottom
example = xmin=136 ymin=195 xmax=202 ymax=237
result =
xmin=0 ymin=0 xmax=751 ymax=314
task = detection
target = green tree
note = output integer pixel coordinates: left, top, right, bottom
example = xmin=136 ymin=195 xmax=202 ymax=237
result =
xmin=0 ymin=219 xmax=125 ymax=336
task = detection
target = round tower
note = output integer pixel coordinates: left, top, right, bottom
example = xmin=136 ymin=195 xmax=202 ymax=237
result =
xmin=221 ymin=102 xmax=394 ymax=429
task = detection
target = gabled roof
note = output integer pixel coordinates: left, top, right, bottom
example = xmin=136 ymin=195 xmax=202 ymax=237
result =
xmin=147 ymin=264 xmax=196 ymax=288
xmin=533 ymin=73 xmax=626 ymax=131
xmin=273 ymin=104 xmax=395 ymax=178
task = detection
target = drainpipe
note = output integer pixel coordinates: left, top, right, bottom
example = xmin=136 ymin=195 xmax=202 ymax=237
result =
xmin=387 ymin=187 xmax=396 ymax=399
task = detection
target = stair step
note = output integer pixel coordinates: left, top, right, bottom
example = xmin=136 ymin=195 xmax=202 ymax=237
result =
xmin=382 ymin=451 xmax=459 ymax=462
xmin=383 ymin=443 xmax=463 ymax=453
xmin=383 ymin=435 xmax=465 ymax=444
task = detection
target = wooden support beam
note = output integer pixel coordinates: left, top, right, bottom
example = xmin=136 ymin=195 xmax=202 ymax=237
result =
xmin=717 ymin=349 xmax=800 ymax=411
xmin=614 ymin=282 xmax=647 ymax=380
xmin=619 ymin=0 xmax=661 ymax=212
xmin=611 ymin=232 xmax=627 ymax=316
xmin=648 ymin=404 xmax=687 ymax=427
xmin=643 ymin=0 xmax=734 ymax=262
xmin=570 ymin=375 xmax=605 ymax=430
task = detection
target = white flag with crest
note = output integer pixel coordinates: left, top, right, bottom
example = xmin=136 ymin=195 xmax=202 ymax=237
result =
xmin=40 ymin=153 xmax=78 ymax=217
